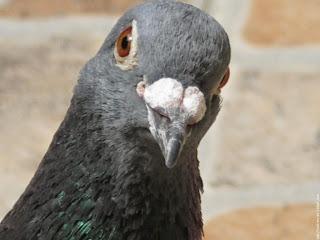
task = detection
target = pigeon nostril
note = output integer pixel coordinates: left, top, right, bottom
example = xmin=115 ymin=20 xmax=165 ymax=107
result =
xmin=154 ymin=109 xmax=171 ymax=121
xmin=148 ymin=105 xmax=171 ymax=121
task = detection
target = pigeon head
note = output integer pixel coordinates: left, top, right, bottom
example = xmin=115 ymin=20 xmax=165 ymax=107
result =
xmin=79 ymin=0 xmax=231 ymax=169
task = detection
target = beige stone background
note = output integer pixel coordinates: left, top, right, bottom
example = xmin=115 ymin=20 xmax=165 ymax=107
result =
xmin=0 ymin=0 xmax=319 ymax=239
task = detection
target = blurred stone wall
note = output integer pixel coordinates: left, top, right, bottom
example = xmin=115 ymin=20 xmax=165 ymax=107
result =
xmin=200 ymin=0 xmax=320 ymax=238
xmin=0 ymin=0 xmax=142 ymax=16
xmin=0 ymin=0 xmax=319 ymax=239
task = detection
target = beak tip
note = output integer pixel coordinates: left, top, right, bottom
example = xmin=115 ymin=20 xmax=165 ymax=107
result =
xmin=164 ymin=138 xmax=183 ymax=169
xmin=165 ymin=157 xmax=177 ymax=169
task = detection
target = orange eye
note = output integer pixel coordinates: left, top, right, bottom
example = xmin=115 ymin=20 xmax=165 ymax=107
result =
xmin=219 ymin=67 xmax=230 ymax=90
xmin=116 ymin=26 xmax=133 ymax=58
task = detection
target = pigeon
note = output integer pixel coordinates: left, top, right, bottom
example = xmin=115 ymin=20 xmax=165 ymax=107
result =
xmin=0 ymin=1 xmax=230 ymax=240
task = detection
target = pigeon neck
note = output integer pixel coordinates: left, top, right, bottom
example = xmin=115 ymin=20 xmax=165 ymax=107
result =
xmin=0 ymin=107 xmax=204 ymax=240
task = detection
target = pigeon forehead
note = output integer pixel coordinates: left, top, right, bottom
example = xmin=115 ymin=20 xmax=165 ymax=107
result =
xmin=126 ymin=1 xmax=230 ymax=82
xmin=131 ymin=2 xmax=219 ymax=44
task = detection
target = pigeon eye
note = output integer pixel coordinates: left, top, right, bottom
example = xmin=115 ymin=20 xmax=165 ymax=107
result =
xmin=114 ymin=20 xmax=138 ymax=70
xmin=116 ymin=26 xmax=133 ymax=58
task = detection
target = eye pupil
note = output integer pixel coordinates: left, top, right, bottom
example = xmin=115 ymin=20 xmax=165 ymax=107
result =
xmin=121 ymin=36 xmax=129 ymax=50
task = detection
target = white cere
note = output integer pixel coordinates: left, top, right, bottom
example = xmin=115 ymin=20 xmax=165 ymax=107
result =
xmin=144 ymin=78 xmax=184 ymax=110
xmin=137 ymin=78 xmax=207 ymax=124
xmin=182 ymin=86 xmax=207 ymax=124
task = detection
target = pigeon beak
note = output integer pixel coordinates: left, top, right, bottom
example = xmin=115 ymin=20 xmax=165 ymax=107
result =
xmin=136 ymin=78 xmax=207 ymax=168
xmin=145 ymin=105 xmax=188 ymax=168
xmin=165 ymin=128 xmax=185 ymax=168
